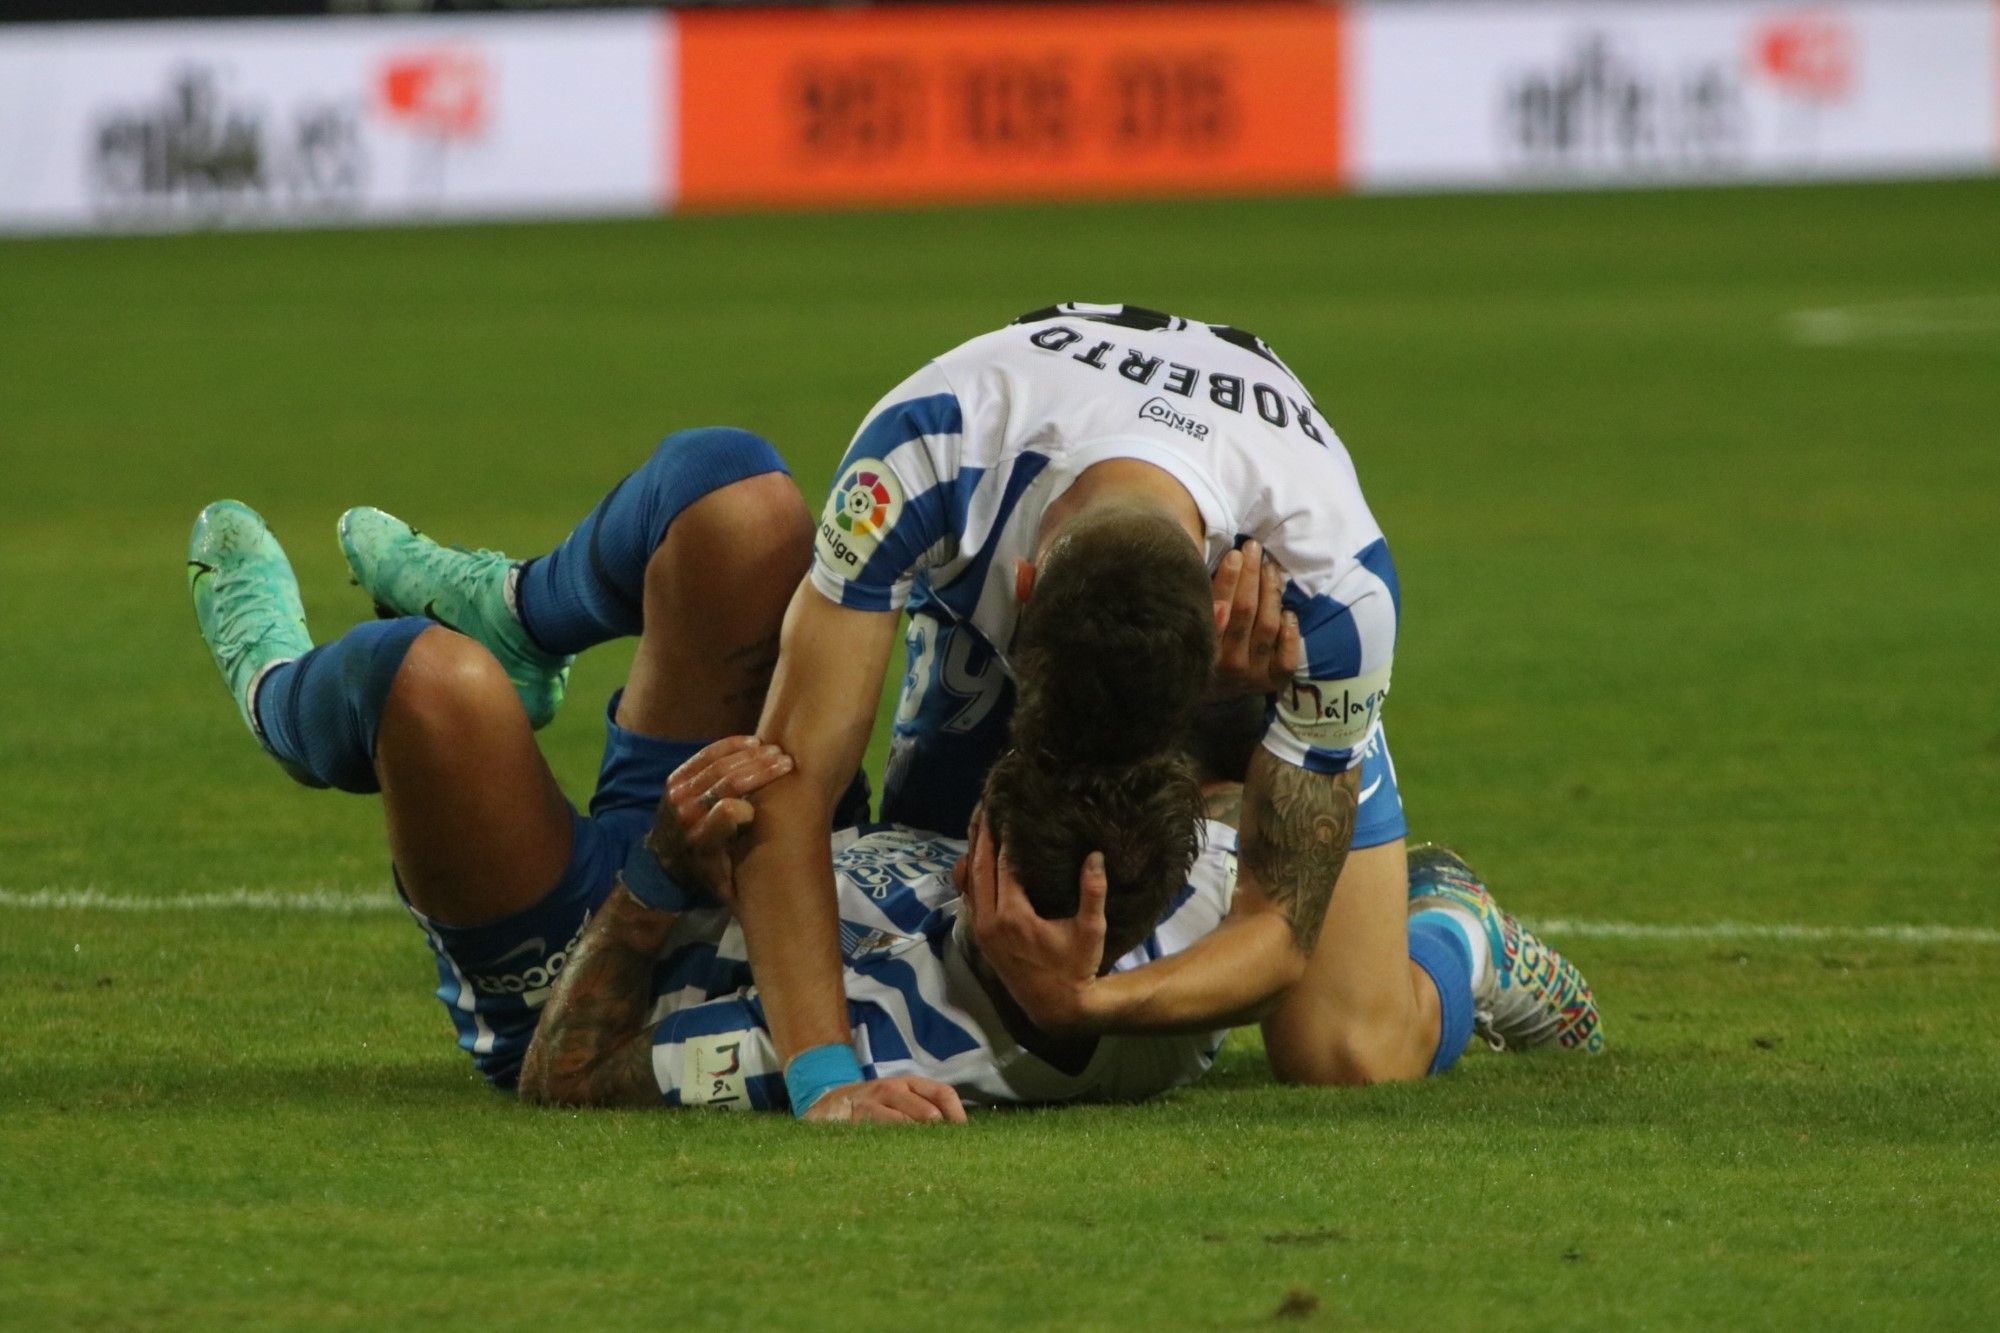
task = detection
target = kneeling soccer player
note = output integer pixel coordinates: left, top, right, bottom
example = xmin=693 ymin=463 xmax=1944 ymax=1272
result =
xmin=184 ymin=429 xmax=1233 ymax=1118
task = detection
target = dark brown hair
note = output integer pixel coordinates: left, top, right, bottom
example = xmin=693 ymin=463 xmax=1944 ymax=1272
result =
xmin=1009 ymin=501 xmax=1217 ymax=766
xmin=980 ymin=745 xmax=1205 ymax=968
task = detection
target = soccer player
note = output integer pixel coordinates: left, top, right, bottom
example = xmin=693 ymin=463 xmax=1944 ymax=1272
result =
xmin=671 ymin=302 xmax=1603 ymax=1113
xmin=183 ymin=431 xmax=1233 ymax=1116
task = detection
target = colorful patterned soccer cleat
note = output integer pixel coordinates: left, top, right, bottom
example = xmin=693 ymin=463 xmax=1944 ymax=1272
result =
xmin=337 ymin=506 xmax=573 ymax=730
xmin=187 ymin=500 xmax=323 ymax=787
xmin=1407 ymin=844 xmax=1605 ymax=1054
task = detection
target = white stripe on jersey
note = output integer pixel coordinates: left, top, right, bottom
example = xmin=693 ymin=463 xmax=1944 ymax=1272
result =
xmin=647 ymin=823 xmax=1238 ymax=1111
xmin=808 ymin=305 xmax=1400 ymax=774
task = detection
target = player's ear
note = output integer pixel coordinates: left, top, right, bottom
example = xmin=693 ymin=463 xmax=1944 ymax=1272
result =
xmin=1013 ymin=558 xmax=1037 ymax=604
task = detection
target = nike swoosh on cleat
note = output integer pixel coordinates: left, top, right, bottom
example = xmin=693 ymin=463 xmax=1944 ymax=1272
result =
xmin=188 ymin=560 xmax=217 ymax=577
xmin=421 ymin=599 xmax=464 ymax=634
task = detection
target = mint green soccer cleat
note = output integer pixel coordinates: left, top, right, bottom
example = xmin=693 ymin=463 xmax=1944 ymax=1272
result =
xmin=337 ymin=506 xmax=573 ymax=729
xmin=187 ymin=500 xmax=323 ymax=786
xmin=1407 ymin=844 xmax=1606 ymax=1055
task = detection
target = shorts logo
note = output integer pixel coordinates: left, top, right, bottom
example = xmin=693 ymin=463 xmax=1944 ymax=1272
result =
xmin=1138 ymin=397 xmax=1210 ymax=441
xmin=817 ymin=458 xmax=903 ymax=574
xmin=463 ymin=919 xmax=587 ymax=1002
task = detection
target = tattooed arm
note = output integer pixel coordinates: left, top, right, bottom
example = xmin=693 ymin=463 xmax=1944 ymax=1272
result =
xmin=516 ymin=881 xmax=675 ymax=1109
xmin=518 ymin=736 xmax=790 ymax=1109
xmin=1234 ymin=749 xmax=1359 ymax=957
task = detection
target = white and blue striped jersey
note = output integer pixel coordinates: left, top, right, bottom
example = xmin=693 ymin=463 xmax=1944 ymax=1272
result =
xmin=647 ymin=821 xmax=1238 ymax=1111
xmin=810 ymin=303 xmax=1400 ymax=775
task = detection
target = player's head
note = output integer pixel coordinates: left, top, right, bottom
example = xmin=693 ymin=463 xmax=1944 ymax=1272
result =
xmin=978 ymin=743 xmax=1204 ymax=967
xmin=1011 ymin=499 xmax=1216 ymax=766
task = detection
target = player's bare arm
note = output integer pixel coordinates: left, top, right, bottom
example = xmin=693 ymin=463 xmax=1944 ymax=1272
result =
xmin=517 ymin=882 xmax=674 ymax=1109
xmin=734 ymin=585 xmax=894 ymax=1058
xmin=1236 ymin=752 xmax=1360 ymax=957
xmin=728 ymin=586 xmax=967 ymax=1123
xmin=519 ymin=737 xmax=793 ymax=1107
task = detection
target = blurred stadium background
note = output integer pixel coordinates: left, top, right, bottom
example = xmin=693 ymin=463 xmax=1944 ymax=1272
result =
xmin=3 ymin=1 xmax=1996 ymax=1328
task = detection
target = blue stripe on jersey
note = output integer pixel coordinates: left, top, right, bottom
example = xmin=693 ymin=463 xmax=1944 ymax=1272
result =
xmin=831 ymin=393 xmax=969 ymax=608
xmin=847 ymin=471 xmax=987 ymax=606
xmin=932 ymin=452 xmax=1052 ymax=620
xmin=659 ymin=996 xmax=760 ymax=1044
xmin=837 ymin=392 xmax=964 ymax=476
xmin=849 ymin=998 xmax=915 ymax=1064
xmin=1283 ymin=582 xmax=1363 ymax=681
xmin=656 ymin=940 xmax=755 ymax=1002
xmin=1356 ymin=538 xmax=1401 ymax=622
xmin=854 ymin=955 xmax=982 ymax=1061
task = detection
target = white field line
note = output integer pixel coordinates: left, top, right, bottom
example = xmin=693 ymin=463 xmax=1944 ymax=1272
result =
xmin=2 ymin=887 xmax=1996 ymax=946
xmin=1788 ymin=296 xmax=2000 ymax=346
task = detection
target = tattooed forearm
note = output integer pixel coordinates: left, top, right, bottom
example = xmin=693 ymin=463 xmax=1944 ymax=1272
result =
xmin=1201 ymin=782 xmax=1246 ymax=830
xmin=518 ymin=884 xmax=673 ymax=1109
xmin=1237 ymin=751 xmax=1359 ymax=955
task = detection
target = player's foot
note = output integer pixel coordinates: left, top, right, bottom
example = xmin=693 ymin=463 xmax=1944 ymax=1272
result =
xmin=187 ymin=500 xmax=324 ymax=787
xmin=1407 ymin=844 xmax=1605 ymax=1054
xmin=337 ymin=506 xmax=573 ymax=729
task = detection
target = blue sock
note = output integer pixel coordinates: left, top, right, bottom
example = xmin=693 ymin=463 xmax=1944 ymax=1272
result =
xmin=253 ymin=617 xmax=430 ymax=794
xmin=516 ymin=427 xmax=789 ymax=655
xmin=1407 ymin=916 xmax=1478 ymax=1076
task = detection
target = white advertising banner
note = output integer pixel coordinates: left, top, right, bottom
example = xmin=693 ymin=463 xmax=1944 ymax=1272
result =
xmin=0 ymin=13 xmax=667 ymax=232
xmin=1351 ymin=0 xmax=2000 ymax=189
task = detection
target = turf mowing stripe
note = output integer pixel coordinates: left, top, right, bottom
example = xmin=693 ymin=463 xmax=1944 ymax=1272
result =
xmin=4 ymin=889 xmax=1997 ymax=945
xmin=0 ymin=887 xmax=402 ymax=914
xmin=1530 ymin=919 xmax=2000 ymax=946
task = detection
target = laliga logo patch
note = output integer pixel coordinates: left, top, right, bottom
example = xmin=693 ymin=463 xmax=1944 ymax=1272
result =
xmin=818 ymin=460 xmax=903 ymax=573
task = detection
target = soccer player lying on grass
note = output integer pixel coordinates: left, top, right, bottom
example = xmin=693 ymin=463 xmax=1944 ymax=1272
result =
xmin=603 ymin=303 xmax=1604 ymax=1115
xmin=184 ymin=435 xmax=1231 ymax=1116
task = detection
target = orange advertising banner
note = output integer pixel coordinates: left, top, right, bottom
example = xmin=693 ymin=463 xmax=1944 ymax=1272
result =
xmin=676 ymin=3 xmax=1345 ymax=209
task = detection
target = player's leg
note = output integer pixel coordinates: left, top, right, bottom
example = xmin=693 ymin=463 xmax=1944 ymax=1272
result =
xmin=348 ymin=426 xmax=865 ymax=820
xmin=611 ymin=461 xmax=811 ymax=741
xmin=192 ymin=501 xmax=600 ymax=1084
xmin=1260 ymin=726 xmax=1603 ymax=1084
xmin=1259 ymin=724 xmax=1453 ymax=1084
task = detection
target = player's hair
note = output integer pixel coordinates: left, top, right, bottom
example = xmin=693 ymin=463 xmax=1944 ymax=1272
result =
xmin=1186 ymin=692 xmax=1266 ymax=787
xmin=980 ymin=744 xmax=1205 ymax=968
xmin=1010 ymin=501 xmax=1216 ymax=766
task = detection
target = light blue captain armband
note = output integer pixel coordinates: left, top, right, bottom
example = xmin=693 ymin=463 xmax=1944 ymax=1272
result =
xmin=785 ymin=1042 xmax=865 ymax=1117
xmin=617 ymin=840 xmax=717 ymax=915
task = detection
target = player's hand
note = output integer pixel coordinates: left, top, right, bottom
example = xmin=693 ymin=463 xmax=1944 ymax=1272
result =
xmin=963 ymin=810 xmax=1109 ymax=1036
xmin=801 ymin=1075 xmax=968 ymax=1125
xmin=649 ymin=736 xmax=794 ymax=911
xmin=1208 ymin=539 xmax=1303 ymax=698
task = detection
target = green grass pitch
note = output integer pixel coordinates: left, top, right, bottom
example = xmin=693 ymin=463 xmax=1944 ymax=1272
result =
xmin=3 ymin=179 xmax=1997 ymax=1329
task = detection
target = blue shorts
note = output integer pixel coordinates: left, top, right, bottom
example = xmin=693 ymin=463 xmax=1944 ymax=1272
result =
xmin=402 ymin=694 xmax=686 ymax=1089
xmin=403 ymin=692 xmax=870 ymax=1089
xmin=882 ymin=604 xmax=1408 ymax=848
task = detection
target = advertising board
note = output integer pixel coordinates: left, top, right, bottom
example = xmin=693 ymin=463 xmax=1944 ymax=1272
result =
xmin=674 ymin=3 xmax=1344 ymax=209
xmin=1350 ymin=0 xmax=1999 ymax=189
xmin=0 ymin=12 xmax=665 ymax=230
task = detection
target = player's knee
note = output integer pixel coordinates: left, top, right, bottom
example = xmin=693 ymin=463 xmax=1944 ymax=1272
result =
xmin=649 ymin=467 xmax=811 ymax=586
xmin=1267 ymin=1015 xmax=1423 ymax=1089
xmin=392 ymin=627 xmax=519 ymax=732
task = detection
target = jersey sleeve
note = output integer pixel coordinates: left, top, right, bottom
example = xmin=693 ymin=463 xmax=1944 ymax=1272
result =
xmin=1263 ymin=538 xmax=1401 ymax=774
xmin=809 ymin=361 xmax=968 ymax=613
